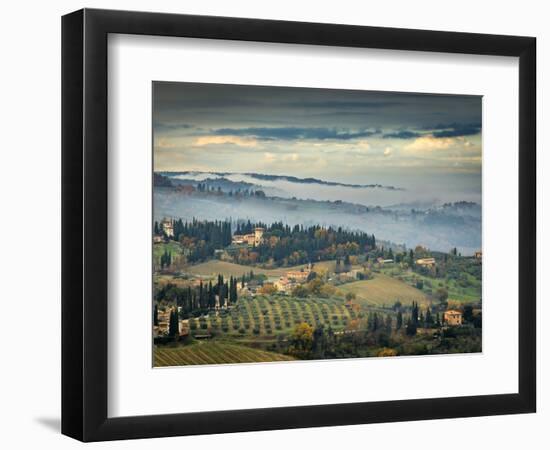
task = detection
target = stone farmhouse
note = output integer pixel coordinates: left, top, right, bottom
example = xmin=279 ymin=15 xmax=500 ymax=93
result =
xmin=415 ymin=257 xmax=436 ymax=268
xmin=232 ymin=227 xmax=265 ymax=246
xmin=444 ymin=309 xmax=463 ymax=326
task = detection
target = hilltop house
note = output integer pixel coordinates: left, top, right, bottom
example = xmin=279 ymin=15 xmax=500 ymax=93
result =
xmin=155 ymin=310 xmax=171 ymax=335
xmin=416 ymin=257 xmax=436 ymax=268
xmin=340 ymin=269 xmax=359 ymax=279
xmin=474 ymin=251 xmax=482 ymax=263
xmin=274 ymin=266 xmax=312 ymax=294
xmin=274 ymin=276 xmax=296 ymax=294
xmin=160 ymin=217 xmax=174 ymax=238
xmin=444 ymin=309 xmax=463 ymax=326
xmin=286 ymin=269 xmax=310 ymax=283
xmin=232 ymin=227 xmax=265 ymax=246
xmin=376 ymin=258 xmax=394 ymax=265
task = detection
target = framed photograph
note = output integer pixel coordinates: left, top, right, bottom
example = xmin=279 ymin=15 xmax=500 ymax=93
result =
xmin=62 ymin=8 xmax=536 ymax=442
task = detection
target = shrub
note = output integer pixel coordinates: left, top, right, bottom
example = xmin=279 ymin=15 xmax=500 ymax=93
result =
xmin=377 ymin=348 xmax=398 ymax=357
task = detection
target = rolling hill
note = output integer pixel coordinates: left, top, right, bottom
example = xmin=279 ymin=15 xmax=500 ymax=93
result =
xmin=186 ymin=260 xmax=335 ymax=278
xmin=338 ymin=273 xmax=430 ymax=307
xmin=154 ymin=342 xmax=295 ymax=366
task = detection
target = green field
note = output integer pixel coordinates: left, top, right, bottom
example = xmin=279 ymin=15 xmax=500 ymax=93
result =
xmin=186 ymin=260 xmax=337 ymax=278
xmin=153 ymin=241 xmax=184 ymax=264
xmin=381 ymin=267 xmax=481 ymax=303
xmin=186 ymin=260 xmax=284 ymax=277
xmin=338 ymin=273 xmax=430 ymax=307
xmin=154 ymin=341 xmax=295 ymax=366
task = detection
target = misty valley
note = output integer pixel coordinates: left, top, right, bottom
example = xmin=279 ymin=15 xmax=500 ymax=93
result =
xmin=153 ymin=171 xmax=482 ymax=366
xmin=154 ymin=171 xmax=481 ymax=255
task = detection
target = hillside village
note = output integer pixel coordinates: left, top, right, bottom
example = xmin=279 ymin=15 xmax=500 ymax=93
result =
xmin=152 ymin=216 xmax=482 ymax=364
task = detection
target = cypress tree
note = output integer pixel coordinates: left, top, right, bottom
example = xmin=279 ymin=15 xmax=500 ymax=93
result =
xmin=396 ymin=310 xmax=403 ymax=330
xmin=405 ymin=316 xmax=417 ymax=336
xmin=385 ymin=314 xmax=393 ymax=332
xmin=426 ymin=308 xmax=434 ymax=328
xmin=223 ymin=282 xmax=228 ymax=307
xmin=411 ymin=301 xmax=419 ymax=325
xmin=168 ymin=309 xmax=179 ymax=337
xmin=208 ymin=281 xmax=215 ymax=308
xmin=372 ymin=313 xmax=379 ymax=332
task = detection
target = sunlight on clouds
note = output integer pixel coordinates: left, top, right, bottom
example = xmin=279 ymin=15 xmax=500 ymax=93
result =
xmin=282 ymin=153 xmax=299 ymax=162
xmin=154 ymin=136 xmax=197 ymax=152
xmin=155 ymin=138 xmax=177 ymax=149
xmin=357 ymin=140 xmax=370 ymax=151
xmin=456 ymin=136 xmax=474 ymax=148
xmin=405 ymin=135 xmax=455 ymax=152
xmin=152 ymin=83 xmax=482 ymax=187
xmin=194 ymin=135 xmax=258 ymax=148
xmin=264 ymin=152 xmax=276 ymax=162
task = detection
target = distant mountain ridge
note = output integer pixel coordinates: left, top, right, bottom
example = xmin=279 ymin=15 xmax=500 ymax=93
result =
xmin=159 ymin=171 xmax=404 ymax=191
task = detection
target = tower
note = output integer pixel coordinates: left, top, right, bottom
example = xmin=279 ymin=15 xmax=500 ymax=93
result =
xmin=254 ymin=227 xmax=264 ymax=246
xmin=161 ymin=217 xmax=174 ymax=238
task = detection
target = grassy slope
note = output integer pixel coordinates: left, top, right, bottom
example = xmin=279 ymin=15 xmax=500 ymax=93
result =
xmin=382 ymin=268 xmax=481 ymax=303
xmin=154 ymin=341 xmax=295 ymax=366
xmin=338 ymin=273 xmax=430 ymax=307
xmin=153 ymin=241 xmax=183 ymax=263
xmin=187 ymin=260 xmax=283 ymax=277
xmin=187 ymin=260 xmax=337 ymax=278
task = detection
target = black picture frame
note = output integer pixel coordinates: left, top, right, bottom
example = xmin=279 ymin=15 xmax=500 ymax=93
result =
xmin=62 ymin=8 xmax=536 ymax=442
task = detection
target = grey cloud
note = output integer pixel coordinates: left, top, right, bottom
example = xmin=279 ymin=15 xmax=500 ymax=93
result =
xmin=210 ymin=127 xmax=379 ymax=141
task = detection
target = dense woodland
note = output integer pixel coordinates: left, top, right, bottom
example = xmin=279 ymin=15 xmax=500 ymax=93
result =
xmin=154 ymin=218 xmax=376 ymax=266
xmin=155 ymin=219 xmax=233 ymax=262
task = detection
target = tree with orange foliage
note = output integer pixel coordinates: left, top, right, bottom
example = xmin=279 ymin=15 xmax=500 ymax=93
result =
xmin=258 ymin=283 xmax=278 ymax=295
xmin=377 ymin=348 xmax=398 ymax=357
xmin=291 ymin=322 xmax=314 ymax=353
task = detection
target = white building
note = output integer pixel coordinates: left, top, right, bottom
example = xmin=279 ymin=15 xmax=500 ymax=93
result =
xmin=161 ymin=217 xmax=174 ymax=238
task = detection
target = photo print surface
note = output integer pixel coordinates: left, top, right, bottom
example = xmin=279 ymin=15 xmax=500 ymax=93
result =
xmin=152 ymin=82 xmax=482 ymax=367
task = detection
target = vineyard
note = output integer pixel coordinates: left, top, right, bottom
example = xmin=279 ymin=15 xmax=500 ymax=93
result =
xmin=154 ymin=341 xmax=295 ymax=366
xmin=185 ymin=295 xmax=357 ymax=337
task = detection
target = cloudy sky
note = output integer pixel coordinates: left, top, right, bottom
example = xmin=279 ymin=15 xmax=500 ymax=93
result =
xmin=153 ymin=82 xmax=481 ymax=191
